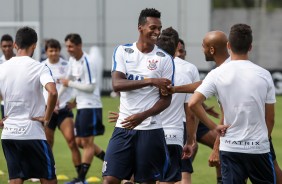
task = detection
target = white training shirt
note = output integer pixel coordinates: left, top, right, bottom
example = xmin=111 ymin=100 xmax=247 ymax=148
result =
xmin=0 ymin=56 xmax=55 ymax=140
xmin=66 ymin=52 xmax=102 ymax=109
xmin=196 ymin=60 xmax=276 ymax=154
xmin=43 ymin=58 xmax=73 ymax=109
xmin=162 ymin=57 xmax=200 ymax=146
xmin=112 ymin=42 xmax=175 ymax=130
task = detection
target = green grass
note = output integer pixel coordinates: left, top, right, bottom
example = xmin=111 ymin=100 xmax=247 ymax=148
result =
xmin=0 ymin=96 xmax=281 ymax=184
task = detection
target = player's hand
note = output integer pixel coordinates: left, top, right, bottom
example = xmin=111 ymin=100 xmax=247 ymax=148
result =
xmin=60 ymin=78 xmax=69 ymax=87
xmin=205 ymin=106 xmax=220 ymax=119
xmin=216 ymin=124 xmax=229 ymax=136
xmin=0 ymin=117 xmax=7 ymax=129
xmin=32 ymin=116 xmax=48 ymax=126
xmin=66 ymin=101 xmax=76 ymax=109
xmin=182 ymin=143 xmax=193 ymax=159
xmin=208 ymin=148 xmax=220 ymax=167
xmin=121 ymin=113 xmax=146 ymax=129
xmin=150 ymin=78 xmax=171 ymax=89
xmin=108 ymin=111 xmax=119 ymax=123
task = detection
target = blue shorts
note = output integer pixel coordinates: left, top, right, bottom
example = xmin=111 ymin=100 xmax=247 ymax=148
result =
xmin=196 ymin=122 xmax=210 ymax=141
xmin=1 ymin=104 xmax=4 ymax=118
xmin=220 ymin=151 xmax=275 ymax=184
xmin=48 ymin=106 xmax=73 ymax=131
xmin=159 ymin=145 xmax=182 ymax=182
xmin=75 ymin=108 xmax=105 ymax=137
xmin=1 ymin=139 xmax=56 ymax=180
xmin=102 ymin=127 xmax=170 ymax=183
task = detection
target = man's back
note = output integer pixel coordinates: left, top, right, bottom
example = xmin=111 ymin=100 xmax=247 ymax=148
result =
xmin=0 ymin=56 xmax=52 ymax=140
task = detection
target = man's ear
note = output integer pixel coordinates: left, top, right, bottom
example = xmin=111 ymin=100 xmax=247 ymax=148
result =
xmin=13 ymin=42 xmax=18 ymax=50
xmin=248 ymin=44 xmax=252 ymax=52
xmin=210 ymin=47 xmax=215 ymax=55
xmin=32 ymin=43 xmax=37 ymax=50
xmin=227 ymin=41 xmax=231 ymax=50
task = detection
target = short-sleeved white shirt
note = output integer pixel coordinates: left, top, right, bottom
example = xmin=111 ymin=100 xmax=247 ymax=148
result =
xmin=42 ymin=58 xmax=73 ymax=109
xmin=67 ymin=52 xmax=102 ymax=109
xmin=196 ymin=60 xmax=276 ymax=154
xmin=162 ymin=57 xmax=199 ymax=146
xmin=112 ymin=42 xmax=175 ymax=130
xmin=0 ymin=56 xmax=55 ymax=140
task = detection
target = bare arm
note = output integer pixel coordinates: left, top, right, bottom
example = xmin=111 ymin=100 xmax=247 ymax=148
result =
xmin=171 ymin=81 xmax=202 ymax=94
xmin=265 ymin=103 xmax=275 ymax=138
xmin=112 ymin=71 xmax=171 ymax=92
xmin=121 ymin=91 xmax=172 ymax=129
xmin=44 ymin=82 xmax=58 ymax=124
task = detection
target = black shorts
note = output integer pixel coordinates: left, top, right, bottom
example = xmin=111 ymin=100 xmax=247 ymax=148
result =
xmin=160 ymin=145 xmax=182 ymax=182
xmin=1 ymin=139 xmax=56 ymax=180
xmin=220 ymin=151 xmax=275 ymax=184
xmin=75 ymin=108 xmax=105 ymax=137
xmin=103 ymin=127 xmax=170 ymax=183
xmin=48 ymin=107 xmax=74 ymax=131
xmin=196 ymin=122 xmax=210 ymax=141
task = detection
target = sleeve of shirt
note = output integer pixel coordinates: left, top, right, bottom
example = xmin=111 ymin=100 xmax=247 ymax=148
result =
xmin=83 ymin=56 xmax=96 ymax=85
xmin=266 ymin=72 xmax=276 ymax=104
xmin=112 ymin=45 xmax=126 ymax=74
xmin=162 ymin=56 xmax=175 ymax=85
xmin=40 ymin=64 xmax=55 ymax=87
xmin=195 ymin=69 xmax=217 ymax=99
xmin=192 ymin=65 xmax=201 ymax=82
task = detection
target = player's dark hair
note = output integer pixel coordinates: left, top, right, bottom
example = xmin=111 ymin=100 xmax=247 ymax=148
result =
xmin=65 ymin=33 xmax=82 ymax=45
xmin=229 ymin=24 xmax=252 ymax=54
xmin=45 ymin=39 xmax=61 ymax=51
xmin=1 ymin=34 xmax=13 ymax=43
xmin=160 ymin=27 xmax=179 ymax=49
xmin=157 ymin=36 xmax=176 ymax=57
xmin=15 ymin=26 xmax=37 ymax=49
xmin=179 ymin=38 xmax=185 ymax=48
xmin=138 ymin=8 xmax=161 ymax=26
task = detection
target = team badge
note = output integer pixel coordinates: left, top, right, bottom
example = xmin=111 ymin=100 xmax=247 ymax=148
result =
xmin=59 ymin=67 xmax=65 ymax=74
xmin=147 ymin=59 xmax=158 ymax=70
xmin=124 ymin=48 xmax=134 ymax=53
xmin=156 ymin=51 xmax=165 ymax=57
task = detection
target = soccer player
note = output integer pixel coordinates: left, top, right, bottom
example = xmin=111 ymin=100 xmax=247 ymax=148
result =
xmin=0 ymin=34 xmax=15 ymax=118
xmin=61 ymin=33 xmax=105 ymax=184
xmin=102 ymin=8 xmax=174 ymax=184
xmin=0 ymin=26 xmax=57 ymax=184
xmin=189 ymin=23 xmax=276 ymax=183
xmin=156 ymin=27 xmax=195 ymax=184
xmin=42 ymin=38 xmax=82 ymax=178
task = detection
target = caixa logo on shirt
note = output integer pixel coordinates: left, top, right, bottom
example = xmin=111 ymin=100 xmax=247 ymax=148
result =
xmin=126 ymin=73 xmax=144 ymax=80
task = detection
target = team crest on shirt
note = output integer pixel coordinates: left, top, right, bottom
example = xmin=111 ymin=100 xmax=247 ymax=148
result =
xmin=156 ymin=51 xmax=165 ymax=57
xmin=124 ymin=48 xmax=134 ymax=54
xmin=147 ymin=59 xmax=158 ymax=70
xmin=59 ymin=67 xmax=65 ymax=74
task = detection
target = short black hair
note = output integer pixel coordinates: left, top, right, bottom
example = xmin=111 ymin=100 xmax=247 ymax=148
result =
xmin=157 ymin=36 xmax=176 ymax=57
xmin=229 ymin=24 xmax=252 ymax=54
xmin=160 ymin=27 xmax=179 ymax=48
xmin=179 ymin=38 xmax=185 ymax=48
xmin=65 ymin=33 xmax=82 ymax=45
xmin=45 ymin=39 xmax=61 ymax=51
xmin=15 ymin=26 xmax=37 ymax=49
xmin=1 ymin=34 xmax=13 ymax=43
xmin=138 ymin=8 xmax=161 ymax=26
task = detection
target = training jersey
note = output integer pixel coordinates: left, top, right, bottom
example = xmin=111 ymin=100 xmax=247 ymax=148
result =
xmin=196 ymin=60 xmax=276 ymax=154
xmin=162 ymin=57 xmax=200 ymax=146
xmin=66 ymin=52 xmax=102 ymax=109
xmin=112 ymin=42 xmax=175 ymax=130
xmin=0 ymin=56 xmax=54 ymax=140
xmin=42 ymin=58 xmax=73 ymax=109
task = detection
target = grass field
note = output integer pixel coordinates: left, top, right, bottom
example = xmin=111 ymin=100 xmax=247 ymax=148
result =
xmin=0 ymin=96 xmax=281 ymax=184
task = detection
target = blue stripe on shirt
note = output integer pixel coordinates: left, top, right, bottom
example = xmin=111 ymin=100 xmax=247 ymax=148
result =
xmin=112 ymin=46 xmax=119 ymax=72
xmin=84 ymin=56 xmax=92 ymax=83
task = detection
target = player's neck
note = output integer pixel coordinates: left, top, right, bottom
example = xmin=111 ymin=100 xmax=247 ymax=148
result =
xmin=16 ymin=48 xmax=34 ymax=58
xmin=230 ymin=53 xmax=248 ymax=61
xmin=74 ymin=51 xmax=84 ymax=61
xmin=136 ymin=40 xmax=155 ymax=53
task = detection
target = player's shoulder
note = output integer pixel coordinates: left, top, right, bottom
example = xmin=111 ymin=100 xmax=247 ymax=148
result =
xmin=116 ymin=43 xmax=135 ymax=54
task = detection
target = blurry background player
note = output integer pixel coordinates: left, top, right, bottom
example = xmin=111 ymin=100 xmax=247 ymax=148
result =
xmin=0 ymin=34 xmax=15 ymax=118
xmin=157 ymin=27 xmax=195 ymax=184
xmin=174 ymin=38 xmax=222 ymax=183
xmin=42 ymin=38 xmax=82 ymax=179
xmin=0 ymin=26 xmax=57 ymax=184
xmin=60 ymin=33 xmax=105 ymax=184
